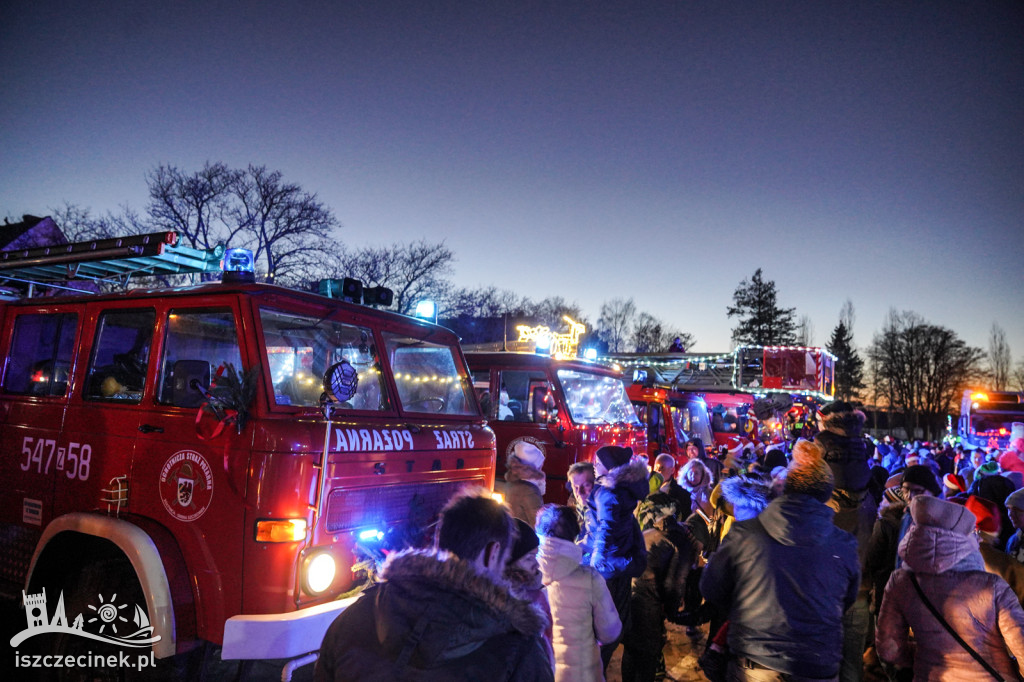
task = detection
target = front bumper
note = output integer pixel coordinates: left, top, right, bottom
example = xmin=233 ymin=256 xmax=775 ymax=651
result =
xmin=221 ymin=595 xmax=359 ymax=660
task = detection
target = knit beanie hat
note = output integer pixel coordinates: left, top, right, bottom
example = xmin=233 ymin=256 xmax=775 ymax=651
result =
xmin=901 ymin=465 xmax=941 ymax=496
xmin=965 ymin=495 xmax=1001 ymax=535
xmin=1006 ymin=488 xmax=1024 ymax=511
xmin=511 ymin=440 xmax=545 ymax=471
xmin=784 ymin=439 xmax=834 ymax=503
xmin=910 ymin=495 xmax=976 ymax=536
xmin=509 ymin=518 xmax=539 ymax=563
xmin=762 ymin=446 xmax=788 ymax=473
xmin=638 ymin=492 xmax=677 ymax=531
xmin=976 ymin=461 xmax=1000 ymax=478
xmin=595 ymin=445 xmax=632 ymax=471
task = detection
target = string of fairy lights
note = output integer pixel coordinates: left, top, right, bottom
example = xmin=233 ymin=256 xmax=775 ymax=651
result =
xmin=597 ymin=345 xmax=838 ymax=402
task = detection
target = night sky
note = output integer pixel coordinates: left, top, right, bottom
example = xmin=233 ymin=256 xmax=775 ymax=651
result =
xmin=2 ymin=1 xmax=1022 ymax=358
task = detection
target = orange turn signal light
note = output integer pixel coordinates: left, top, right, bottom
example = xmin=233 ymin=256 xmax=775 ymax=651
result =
xmin=255 ymin=519 xmax=308 ymax=543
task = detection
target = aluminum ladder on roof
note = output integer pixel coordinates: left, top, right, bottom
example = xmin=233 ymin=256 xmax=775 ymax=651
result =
xmin=0 ymin=231 xmax=225 ymax=294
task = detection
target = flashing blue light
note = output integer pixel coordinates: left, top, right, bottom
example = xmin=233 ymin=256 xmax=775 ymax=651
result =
xmin=358 ymin=529 xmax=384 ymax=541
xmin=535 ymin=335 xmax=552 ymax=351
xmin=414 ymin=300 xmax=436 ymax=320
xmin=583 ymin=348 xmax=598 ymax=361
xmin=222 ymin=248 xmax=254 ymax=273
xmin=633 ymin=369 xmax=648 ymax=384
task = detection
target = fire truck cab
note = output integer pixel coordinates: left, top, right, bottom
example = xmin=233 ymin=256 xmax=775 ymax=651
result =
xmin=0 ymin=233 xmax=495 ymax=672
xmin=466 ymin=352 xmax=646 ymax=504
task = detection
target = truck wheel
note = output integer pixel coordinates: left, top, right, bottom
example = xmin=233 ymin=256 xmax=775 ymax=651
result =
xmin=42 ymin=558 xmax=152 ymax=681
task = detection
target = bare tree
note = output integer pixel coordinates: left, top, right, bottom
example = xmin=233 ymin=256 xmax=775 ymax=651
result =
xmin=146 ymin=162 xmax=242 ymax=250
xmin=797 ymin=315 xmax=815 ymax=346
xmin=337 ymin=240 xmax=454 ymax=314
xmin=439 ymin=286 xmax=528 ymax=318
xmin=50 ymin=202 xmax=148 ymax=242
xmin=230 ymin=165 xmax=337 ymax=285
xmin=597 ymin=298 xmax=637 ymax=353
xmin=839 ymin=298 xmax=856 ymax=332
xmin=987 ymin=323 xmax=1012 ymax=391
xmin=1014 ymin=359 xmax=1024 ymax=392
xmin=628 ymin=312 xmax=695 ymax=353
xmin=868 ymin=309 xmax=985 ymax=439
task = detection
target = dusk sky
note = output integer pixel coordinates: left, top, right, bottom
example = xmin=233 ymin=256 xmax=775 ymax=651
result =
xmin=2 ymin=1 xmax=1022 ymax=360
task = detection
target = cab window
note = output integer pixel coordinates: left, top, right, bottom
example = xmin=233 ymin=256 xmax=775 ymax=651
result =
xmin=158 ymin=309 xmax=243 ymax=408
xmin=85 ymin=309 xmax=155 ymax=402
xmin=3 ymin=312 xmax=77 ymax=397
xmin=498 ymin=370 xmax=551 ymax=423
xmin=259 ymin=307 xmax=389 ymax=410
xmin=383 ymin=332 xmax=476 ymax=416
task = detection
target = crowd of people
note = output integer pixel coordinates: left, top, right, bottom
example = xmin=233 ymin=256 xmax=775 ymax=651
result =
xmin=313 ymin=402 xmax=1024 ymax=682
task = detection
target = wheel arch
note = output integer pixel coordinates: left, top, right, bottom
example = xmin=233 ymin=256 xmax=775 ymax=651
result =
xmin=26 ymin=512 xmax=182 ymax=659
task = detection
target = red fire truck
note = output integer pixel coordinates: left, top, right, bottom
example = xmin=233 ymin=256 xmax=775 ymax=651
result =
xmin=0 ymin=233 xmax=494 ymax=675
xmin=607 ymin=345 xmax=835 ymax=459
xmin=466 ymin=352 xmax=646 ymax=503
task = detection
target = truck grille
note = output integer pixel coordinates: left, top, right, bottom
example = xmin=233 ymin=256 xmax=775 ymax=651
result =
xmin=323 ymin=479 xmax=483 ymax=533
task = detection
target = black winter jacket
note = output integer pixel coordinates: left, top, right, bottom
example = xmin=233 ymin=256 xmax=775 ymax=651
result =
xmin=814 ymin=409 xmax=871 ymax=493
xmin=700 ymin=494 xmax=860 ymax=679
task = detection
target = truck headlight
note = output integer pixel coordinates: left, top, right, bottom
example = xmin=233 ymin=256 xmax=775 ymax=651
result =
xmin=303 ymin=552 xmax=337 ymax=595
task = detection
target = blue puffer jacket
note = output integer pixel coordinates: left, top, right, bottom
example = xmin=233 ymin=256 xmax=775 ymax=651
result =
xmin=700 ymin=494 xmax=860 ymax=679
xmin=580 ymin=459 xmax=649 ymax=580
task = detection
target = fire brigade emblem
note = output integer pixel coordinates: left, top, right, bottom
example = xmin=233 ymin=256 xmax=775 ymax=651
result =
xmin=159 ymin=450 xmax=214 ymax=522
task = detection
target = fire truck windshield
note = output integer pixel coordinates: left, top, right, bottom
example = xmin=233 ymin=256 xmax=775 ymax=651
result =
xmin=260 ymin=307 xmax=390 ymax=409
xmin=557 ymin=369 xmax=641 ymax=426
xmin=383 ymin=332 xmax=476 ymax=415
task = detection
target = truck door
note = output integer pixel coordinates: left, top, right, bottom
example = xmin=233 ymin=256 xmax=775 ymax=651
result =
xmin=497 ymin=368 xmax=564 ymax=501
xmin=59 ymin=305 xmax=154 ymax=520
xmin=131 ymin=304 xmax=250 ymax=641
xmin=0 ymin=309 xmax=78 ymax=540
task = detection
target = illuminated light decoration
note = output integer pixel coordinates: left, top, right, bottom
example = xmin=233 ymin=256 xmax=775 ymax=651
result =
xmin=516 ymin=316 xmax=587 ymax=357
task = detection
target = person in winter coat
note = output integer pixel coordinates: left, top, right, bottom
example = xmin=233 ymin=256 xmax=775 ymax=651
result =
xmin=700 ymin=439 xmax=860 ymax=681
xmin=622 ymin=493 xmax=688 ymax=682
xmin=875 ymin=494 xmax=1024 ymax=681
xmin=315 ymin=490 xmax=553 ymax=682
xmin=813 ymin=401 xmax=876 ymax=682
xmin=536 ymin=504 xmax=621 ymax=682
xmin=506 ymin=518 xmax=555 ymax=667
xmin=579 ymin=445 xmax=649 ymax=670
xmin=506 ymin=440 xmax=547 ymax=528
xmin=656 ymin=454 xmax=693 ymax=522
xmin=1006 ymin=488 xmax=1024 ymax=563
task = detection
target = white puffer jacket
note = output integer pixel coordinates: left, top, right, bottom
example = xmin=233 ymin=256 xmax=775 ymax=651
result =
xmin=537 ymin=536 xmax=621 ymax=682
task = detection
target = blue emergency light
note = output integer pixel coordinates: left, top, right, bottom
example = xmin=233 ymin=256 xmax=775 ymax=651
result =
xmin=221 ymin=248 xmax=255 ymax=283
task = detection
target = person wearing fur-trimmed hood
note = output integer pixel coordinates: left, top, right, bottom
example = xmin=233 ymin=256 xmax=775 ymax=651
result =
xmin=315 ymin=491 xmax=553 ymax=682
xmin=506 ymin=441 xmax=547 ymax=528
xmin=579 ymin=445 xmax=649 ymax=671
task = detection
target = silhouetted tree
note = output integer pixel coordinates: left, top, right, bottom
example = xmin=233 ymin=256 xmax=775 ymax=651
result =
xmin=987 ymin=323 xmax=1012 ymax=391
xmin=597 ymin=298 xmax=637 ymax=353
xmin=827 ymin=321 xmax=865 ymax=401
xmin=335 ymin=239 xmax=454 ymax=314
xmin=868 ymin=309 xmax=985 ymax=439
xmin=726 ymin=268 xmax=797 ymax=346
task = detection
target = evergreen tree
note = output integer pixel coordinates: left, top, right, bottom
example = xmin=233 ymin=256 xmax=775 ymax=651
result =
xmin=827 ymin=321 xmax=865 ymax=401
xmin=726 ymin=268 xmax=797 ymax=346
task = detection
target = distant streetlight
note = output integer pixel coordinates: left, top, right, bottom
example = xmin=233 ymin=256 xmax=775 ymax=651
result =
xmin=414 ymin=300 xmax=437 ymax=323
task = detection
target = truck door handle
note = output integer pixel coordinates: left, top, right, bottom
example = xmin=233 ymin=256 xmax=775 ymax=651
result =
xmin=138 ymin=424 xmax=164 ymax=434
